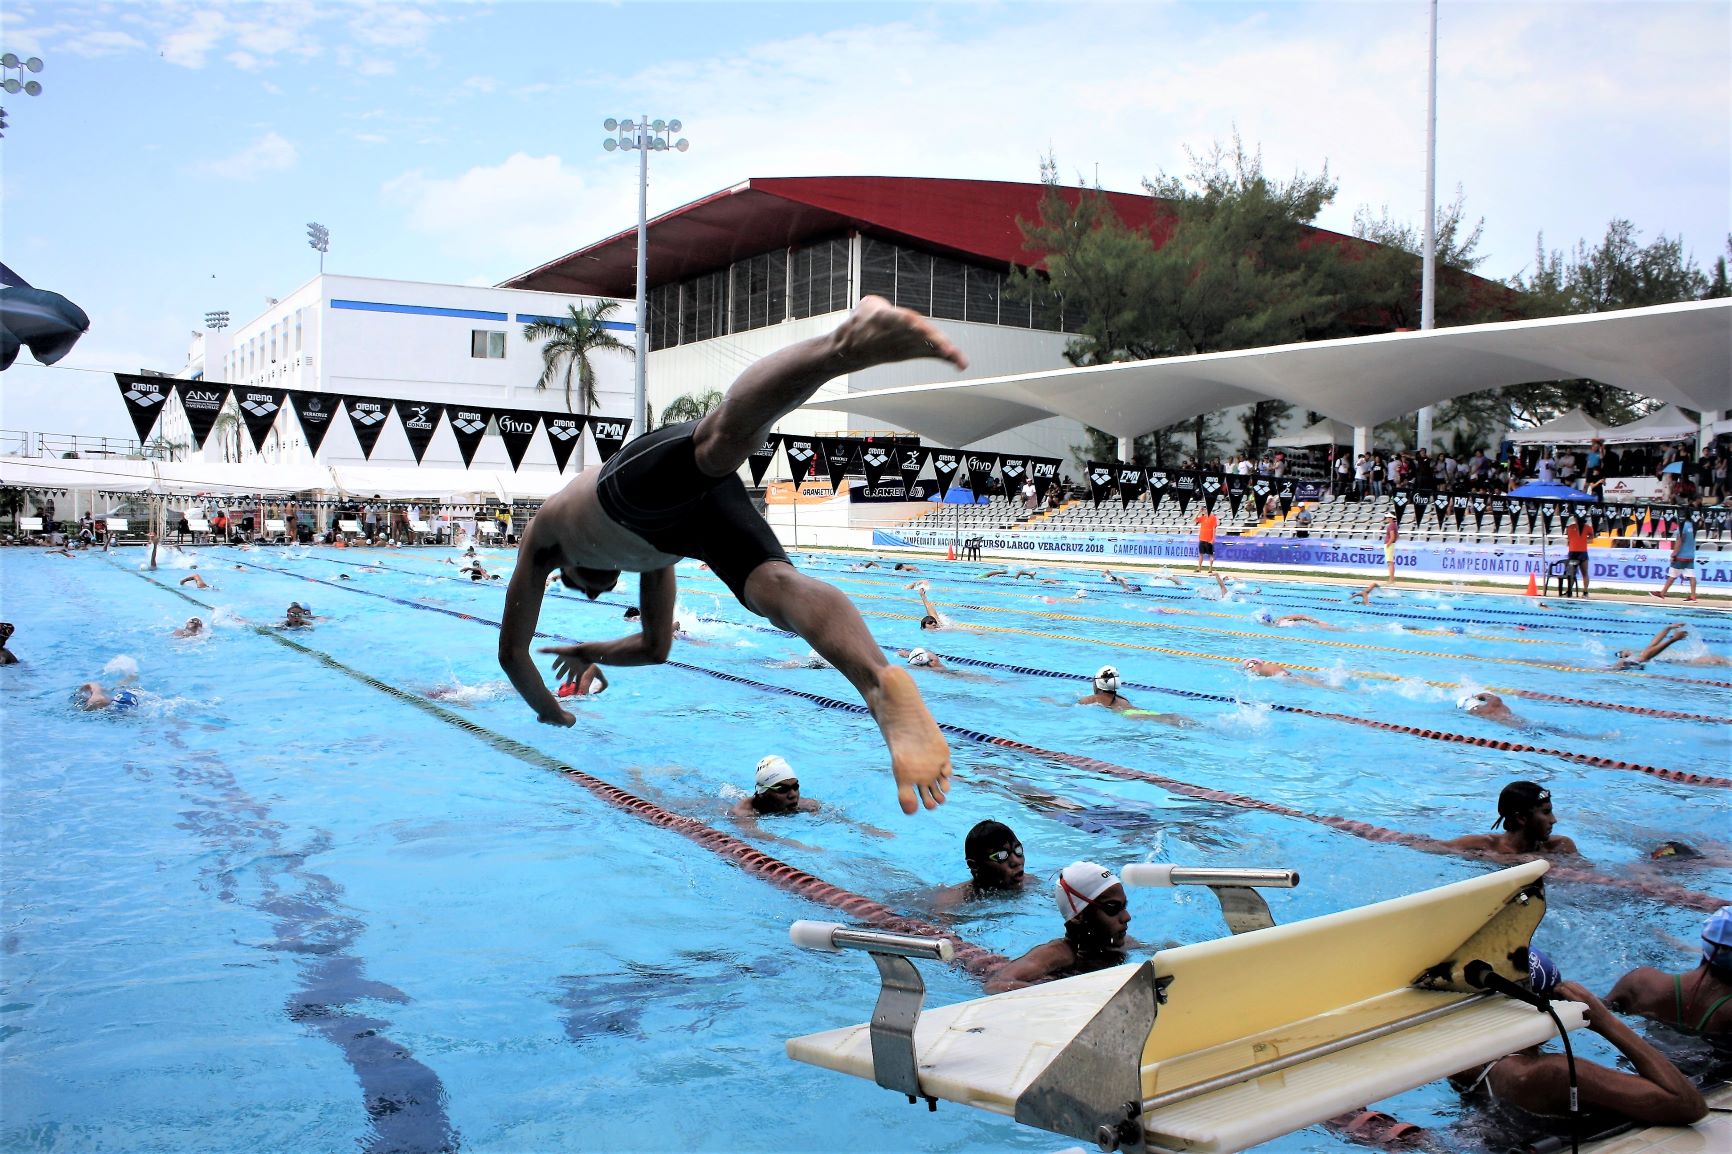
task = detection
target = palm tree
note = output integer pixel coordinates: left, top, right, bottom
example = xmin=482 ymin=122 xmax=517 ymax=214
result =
xmin=657 ymin=388 xmax=724 ymax=429
xmin=522 ymin=299 xmax=632 ymax=415
xmin=209 ymin=403 xmax=244 ymax=463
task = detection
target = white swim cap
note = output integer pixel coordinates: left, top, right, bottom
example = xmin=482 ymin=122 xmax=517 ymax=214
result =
xmin=1055 ymin=861 xmax=1121 ymax=921
xmin=1241 ymin=658 xmax=1260 ymax=671
xmin=1093 ymin=665 xmax=1119 ymax=693
xmin=755 ymin=755 xmax=797 ymax=793
xmin=1456 ymin=693 xmax=1488 ymax=711
xmin=907 ymin=648 xmax=932 ymax=667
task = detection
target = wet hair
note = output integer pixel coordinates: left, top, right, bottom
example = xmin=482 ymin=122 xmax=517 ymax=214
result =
xmin=920 ymin=615 xmax=939 ymax=629
xmin=623 ymin=607 xmax=641 ymax=621
xmin=1494 ymin=780 xmax=1549 ymax=830
xmin=965 ymin=820 xmax=1017 ymax=864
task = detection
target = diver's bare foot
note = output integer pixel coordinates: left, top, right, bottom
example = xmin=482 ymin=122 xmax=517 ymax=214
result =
xmin=866 ymin=665 xmax=952 ymax=814
xmin=834 ymin=295 xmax=968 ymax=372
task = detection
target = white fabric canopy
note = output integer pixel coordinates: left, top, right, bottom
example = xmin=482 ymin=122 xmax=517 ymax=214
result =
xmin=1595 ymin=404 xmax=1700 ymax=445
xmin=1503 ymin=408 xmax=1610 ymax=446
xmin=152 ymin=460 xmax=333 ymax=496
xmin=1268 ymin=417 xmax=1356 ymax=448
xmin=0 ymin=455 xmax=158 ymax=491
xmin=820 ymin=300 xmax=1732 ymax=445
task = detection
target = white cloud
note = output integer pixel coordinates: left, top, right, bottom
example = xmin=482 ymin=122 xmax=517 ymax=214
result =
xmin=382 ymin=153 xmax=600 ymax=270
xmin=196 ymin=131 xmax=299 ymax=179
xmin=160 ymin=9 xmax=228 ymax=69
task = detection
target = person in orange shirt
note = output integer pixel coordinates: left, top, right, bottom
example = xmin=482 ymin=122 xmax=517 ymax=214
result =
xmin=1194 ymin=508 xmax=1219 ymax=573
xmin=1564 ymin=516 xmax=1592 ymax=597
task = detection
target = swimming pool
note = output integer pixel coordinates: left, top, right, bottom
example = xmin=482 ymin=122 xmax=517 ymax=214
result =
xmin=2 ymin=545 xmax=1726 ymax=1153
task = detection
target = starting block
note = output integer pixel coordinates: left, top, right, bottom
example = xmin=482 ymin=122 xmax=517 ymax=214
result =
xmin=787 ymin=861 xmax=1583 ymax=1154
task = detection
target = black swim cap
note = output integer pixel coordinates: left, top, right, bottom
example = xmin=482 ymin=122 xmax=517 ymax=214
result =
xmin=965 ymin=820 xmax=1017 ymax=864
xmin=1494 ymin=781 xmax=1549 ymax=829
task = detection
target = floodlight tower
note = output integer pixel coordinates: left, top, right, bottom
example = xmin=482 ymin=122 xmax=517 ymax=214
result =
xmin=603 ymin=115 xmax=689 ymax=439
xmin=205 ymin=310 xmax=230 ymax=331
xmin=306 ymin=222 xmax=330 ymax=274
xmin=0 ymin=52 xmax=45 ymax=140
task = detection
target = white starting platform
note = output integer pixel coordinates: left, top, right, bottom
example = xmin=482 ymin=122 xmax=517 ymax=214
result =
xmin=787 ymin=861 xmax=1586 ymax=1154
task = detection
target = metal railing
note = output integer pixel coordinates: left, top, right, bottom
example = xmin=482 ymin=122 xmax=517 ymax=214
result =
xmin=0 ymin=429 xmax=181 ymax=461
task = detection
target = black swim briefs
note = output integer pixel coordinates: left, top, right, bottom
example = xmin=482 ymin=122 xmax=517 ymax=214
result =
xmin=595 ymin=420 xmax=790 ymax=604
xmin=1198 ymin=541 xmax=1215 ymax=556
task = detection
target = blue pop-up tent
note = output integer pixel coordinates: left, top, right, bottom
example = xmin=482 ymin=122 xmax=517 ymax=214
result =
xmin=928 ymin=485 xmax=990 ymax=545
xmin=1508 ymin=481 xmax=1597 ymax=501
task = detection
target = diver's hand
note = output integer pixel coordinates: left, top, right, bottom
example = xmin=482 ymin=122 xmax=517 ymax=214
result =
xmin=540 ymin=644 xmax=598 ymax=686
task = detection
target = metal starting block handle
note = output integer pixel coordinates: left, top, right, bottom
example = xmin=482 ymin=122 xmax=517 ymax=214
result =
xmin=1122 ymin=865 xmax=1299 ymax=935
xmin=790 ymin=921 xmax=952 ymax=1105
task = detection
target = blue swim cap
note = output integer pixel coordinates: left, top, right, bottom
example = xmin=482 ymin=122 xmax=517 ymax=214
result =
xmin=1254 ymin=609 xmax=1274 ymax=625
xmin=1527 ymin=946 xmax=1561 ymax=994
xmin=112 ymin=689 xmax=139 ymax=712
xmin=1704 ymin=908 xmax=1732 ymax=972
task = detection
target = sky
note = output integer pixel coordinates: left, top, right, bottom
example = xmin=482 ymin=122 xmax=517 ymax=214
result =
xmin=2 ymin=0 xmax=1727 ymax=441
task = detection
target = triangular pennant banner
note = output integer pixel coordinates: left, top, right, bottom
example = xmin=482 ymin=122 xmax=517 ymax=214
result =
xmin=1488 ymin=495 xmax=1507 ymax=533
xmin=1171 ymin=472 xmax=1196 ymax=516
xmin=930 ymin=451 xmax=962 ymax=499
xmin=1276 ymin=479 xmax=1295 ymax=517
xmin=543 ymin=414 xmax=585 ymax=472
xmin=447 ymin=405 xmax=493 ymax=468
xmin=1432 ymin=492 xmax=1450 ymax=527
xmin=818 ymin=437 xmax=859 ymax=493
xmin=1147 ymin=470 xmax=1169 ymax=514
xmin=998 ymin=456 xmax=1028 ymax=491
xmin=860 ymin=442 xmax=896 ymax=493
xmin=1199 ymin=473 xmax=1223 ymax=513
xmin=587 ymin=416 xmax=631 ymax=464
xmin=782 ymin=436 xmax=818 ymax=483
xmin=1411 ymin=491 xmax=1430 ymax=527
xmin=393 ymin=399 xmax=446 ymax=465
xmin=1116 ymin=463 xmax=1147 ymax=506
xmin=1085 ymin=461 xmax=1114 ymax=507
xmin=1451 ymin=495 xmax=1467 ymax=528
xmin=748 ymin=435 xmax=783 ymax=488
xmin=236 ymin=387 xmax=288 ymax=455
xmin=1471 ymin=495 xmax=1487 ymax=530
xmin=897 ymin=445 xmax=933 ymax=494
xmin=290 ymin=391 xmax=341 ymax=457
xmin=1225 ymin=474 xmax=1247 ymax=518
xmin=176 ymin=382 xmax=230 ymax=450
xmin=964 ymin=452 xmax=999 ymax=499
xmin=115 ymin=374 xmax=171 ymax=444
xmin=1028 ymin=456 xmax=1061 ymax=502
xmin=495 ymin=410 xmax=543 ymax=471
xmin=342 ymin=396 xmax=392 ymax=460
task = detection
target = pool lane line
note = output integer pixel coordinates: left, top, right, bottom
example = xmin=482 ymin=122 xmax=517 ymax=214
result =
xmin=311 ymin=554 xmax=1732 ymax=729
xmin=115 ymin=561 xmax=1011 ymax=981
xmin=219 ymin=557 xmax=1727 ymax=913
xmin=269 ymin=553 xmax=1732 ymax=775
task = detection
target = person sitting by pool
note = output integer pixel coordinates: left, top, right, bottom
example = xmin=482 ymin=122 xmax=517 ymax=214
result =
xmin=1252 ymin=609 xmax=1335 ymax=629
xmin=1611 ymin=624 xmax=1730 ymax=671
xmin=1436 ymin=781 xmax=1580 ymax=859
xmin=1240 ymin=658 xmax=1331 ymax=688
xmin=1448 ymin=950 xmax=1705 ymax=1129
xmin=74 ymin=680 xmax=141 ymax=713
xmin=0 ymin=622 xmax=18 ymax=665
xmin=730 ymin=755 xmax=820 ymax=818
xmin=933 ymin=820 xmax=1029 ymax=910
xmin=986 ymin=862 xmax=1132 ymax=993
xmin=1604 ymin=907 xmax=1732 ymax=1047
xmin=1456 ymin=691 xmax=1520 ymax=726
xmin=179 ymin=572 xmax=211 ymax=590
xmin=172 ymin=617 xmax=205 ymax=638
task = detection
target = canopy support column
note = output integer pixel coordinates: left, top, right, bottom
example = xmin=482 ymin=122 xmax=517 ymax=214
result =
xmin=1353 ymin=426 xmax=1371 ymax=458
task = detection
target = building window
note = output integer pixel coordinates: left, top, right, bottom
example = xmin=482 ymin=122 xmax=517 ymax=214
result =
xmin=471 ymin=330 xmax=506 ymax=359
xmin=295 ymin=309 xmax=303 ymax=352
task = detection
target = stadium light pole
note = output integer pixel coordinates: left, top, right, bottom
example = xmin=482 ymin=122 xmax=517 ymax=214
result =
xmin=306 ymin=222 xmax=330 ymax=274
xmin=204 ymin=310 xmax=229 ymax=331
xmin=604 ymin=116 xmax=689 ymax=439
xmin=1415 ymin=0 xmax=1439 ymax=454
xmin=0 ymin=52 xmax=45 ymax=140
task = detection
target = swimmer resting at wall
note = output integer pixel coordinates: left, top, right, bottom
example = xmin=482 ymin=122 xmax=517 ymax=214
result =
xmin=499 ymin=297 xmax=964 ymax=815
xmin=1433 ymin=780 xmax=1581 ymax=860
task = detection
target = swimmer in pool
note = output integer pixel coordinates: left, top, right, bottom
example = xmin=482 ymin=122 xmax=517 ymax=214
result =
xmin=1455 ymin=691 xmax=1520 ymax=725
xmin=915 ymin=587 xmax=947 ymax=631
xmin=1252 ymin=610 xmax=1335 ymax=629
xmin=1434 ymin=780 xmax=1580 ymax=859
xmin=500 ymin=297 xmax=962 ymax=816
xmin=1612 ymin=623 xmax=1730 ymax=670
xmin=892 ymin=562 xmax=920 ymax=573
xmin=1074 ymin=665 xmax=1191 ymax=726
xmin=1100 ymin=569 xmax=1142 ymax=593
xmin=730 ymin=755 xmax=820 ymax=818
xmin=1348 ymin=581 xmax=1383 ymax=605
xmin=172 ymin=617 xmax=205 ymax=638
xmin=932 ymin=820 xmax=1030 ymax=911
xmin=764 ymin=649 xmax=832 ymax=670
xmin=1039 ymin=589 xmax=1088 ymax=603
xmin=179 ymin=573 xmax=211 ymax=590
xmin=1604 ymin=907 xmax=1732 ymax=1045
xmin=279 ymin=605 xmax=314 ymax=629
xmin=0 ymin=622 xmax=18 ymax=665
xmin=74 ymin=680 xmax=141 ymax=712
xmin=1240 ymin=658 xmax=1331 ymax=688
xmin=987 ymin=862 xmax=1132 ymax=993
xmin=846 ymin=560 xmax=882 ymax=571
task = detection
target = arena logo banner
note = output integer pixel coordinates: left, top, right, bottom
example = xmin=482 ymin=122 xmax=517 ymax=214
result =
xmin=1199 ymin=473 xmax=1223 ymax=513
xmin=897 ymin=445 xmax=933 ymax=494
xmin=236 ymin=388 xmax=288 ymax=454
xmin=1085 ymin=462 xmax=1114 ymax=507
xmin=339 ymin=396 xmax=391 ymax=459
xmin=290 ymin=391 xmax=341 ymax=456
xmin=1471 ymin=495 xmax=1487 ymax=530
xmin=1116 ymin=464 xmax=1147 ymax=506
xmin=859 ymin=443 xmax=895 ymax=493
xmin=587 ymin=416 xmax=631 ymax=464
xmin=817 ymin=437 xmax=861 ymax=493
xmin=176 ymin=382 xmax=231 ymax=450
xmin=782 ymin=436 xmax=818 ymax=484
xmin=543 ymin=414 xmax=585 ymax=473
xmin=115 ymin=374 xmax=171 ymax=443
xmin=392 ymin=399 xmax=446 ymax=465
xmin=964 ymin=452 xmax=999 ymax=499
xmin=998 ymin=456 xmax=1028 ymax=492
xmin=447 ymin=405 xmax=493 ymax=467
xmin=1391 ymin=489 xmax=1412 ymax=518
xmin=1170 ymin=471 xmax=1197 ymax=515
xmin=1028 ymin=456 xmax=1061 ymax=501
xmin=930 ymin=451 xmax=962 ymax=498
xmin=1538 ymin=500 xmax=1557 ymax=533
xmin=748 ymin=435 xmax=783 ymax=487
xmin=1224 ymin=473 xmax=1248 ymax=517
xmin=494 ymin=409 xmax=543 ymax=471
xmin=1432 ymin=491 xmax=1451 ymax=527
xmin=1147 ymin=470 xmax=1169 ymax=514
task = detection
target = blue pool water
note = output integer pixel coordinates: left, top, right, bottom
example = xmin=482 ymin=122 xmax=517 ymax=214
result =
xmin=2 ymin=545 xmax=1727 ymax=1153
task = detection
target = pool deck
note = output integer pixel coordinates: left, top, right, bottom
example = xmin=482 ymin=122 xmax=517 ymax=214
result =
xmin=1582 ymin=1080 xmax=1732 ymax=1154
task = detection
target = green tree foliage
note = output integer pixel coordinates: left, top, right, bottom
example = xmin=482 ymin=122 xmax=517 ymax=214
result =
xmin=657 ymin=388 xmax=724 ymax=429
xmin=1349 ymin=187 xmax=1502 ymax=329
xmin=522 ymin=299 xmax=631 ymax=414
xmin=1238 ymin=399 xmax=1294 ymax=461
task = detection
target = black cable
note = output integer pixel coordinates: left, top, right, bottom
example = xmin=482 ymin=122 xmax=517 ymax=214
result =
xmin=1540 ymin=999 xmax=1580 ymax=1154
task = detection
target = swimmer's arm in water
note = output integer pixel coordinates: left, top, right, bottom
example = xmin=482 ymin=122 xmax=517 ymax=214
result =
xmin=540 ymin=567 xmax=678 ymax=687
